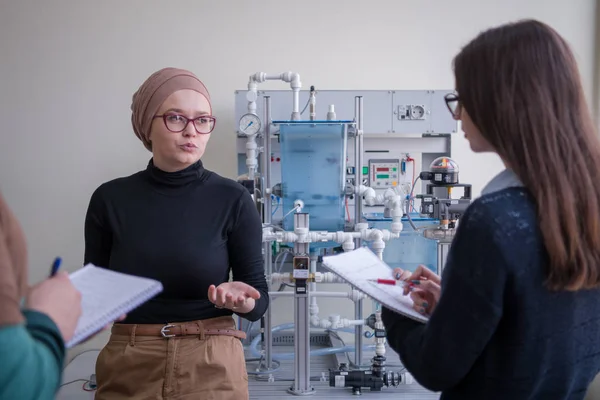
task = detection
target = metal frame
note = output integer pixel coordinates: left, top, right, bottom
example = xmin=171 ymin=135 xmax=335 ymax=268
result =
xmin=288 ymin=212 xmax=314 ymax=395
xmin=240 ymin=89 xmax=458 ymax=396
xmin=353 ymin=96 xmax=364 ymax=367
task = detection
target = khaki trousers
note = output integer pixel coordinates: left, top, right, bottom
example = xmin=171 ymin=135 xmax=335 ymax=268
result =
xmin=94 ymin=317 xmax=249 ymax=400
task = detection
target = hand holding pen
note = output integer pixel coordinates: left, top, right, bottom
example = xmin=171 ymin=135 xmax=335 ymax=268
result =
xmin=25 ymin=256 xmax=83 ymax=343
xmin=368 ymin=278 xmax=419 ymax=292
xmin=31 ymin=257 xmax=125 ymax=343
xmin=376 ymin=265 xmax=442 ymax=316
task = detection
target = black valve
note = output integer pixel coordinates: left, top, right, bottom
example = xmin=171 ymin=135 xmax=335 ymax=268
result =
xmin=329 ymin=367 xmax=402 ymax=395
xmin=293 ymin=256 xmax=310 ymax=294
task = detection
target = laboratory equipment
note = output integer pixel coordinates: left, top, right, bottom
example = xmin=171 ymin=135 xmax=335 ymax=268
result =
xmin=413 ymin=157 xmax=472 ymax=272
xmin=239 ymin=113 xmax=262 ymax=136
xmin=416 ymin=157 xmax=472 ymax=231
xmin=234 ymin=71 xmax=466 ymax=397
xmin=364 ymin=212 xmax=438 ymax=273
xmin=278 ymin=122 xmax=348 ymax=234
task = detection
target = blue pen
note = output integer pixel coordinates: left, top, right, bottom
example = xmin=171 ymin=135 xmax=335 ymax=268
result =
xmin=50 ymin=257 xmax=62 ymax=277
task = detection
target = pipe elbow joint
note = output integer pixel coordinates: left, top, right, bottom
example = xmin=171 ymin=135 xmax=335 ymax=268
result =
xmin=367 ymin=228 xmax=384 ymax=241
xmin=391 ymin=222 xmax=403 ymax=234
xmin=310 ymin=316 xmax=322 ymax=328
xmin=342 ymin=239 xmax=355 ymax=252
xmin=363 ymin=187 xmax=377 ymax=205
xmin=286 ymin=71 xmax=302 ymax=88
xmin=355 ymin=222 xmax=369 ymax=233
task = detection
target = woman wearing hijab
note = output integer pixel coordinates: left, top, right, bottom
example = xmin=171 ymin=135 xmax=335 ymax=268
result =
xmin=85 ymin=67 xmax=268 ymax=400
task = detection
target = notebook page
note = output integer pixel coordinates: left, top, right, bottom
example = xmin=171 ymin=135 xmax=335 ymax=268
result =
xmin=66 ymin=265 xmax=163 ymax=347
xmin=322 ymin=248 xmax=428 ymax=323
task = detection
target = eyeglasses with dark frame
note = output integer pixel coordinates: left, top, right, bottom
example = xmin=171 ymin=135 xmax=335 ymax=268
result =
xmin=154 ymin=113 xmax=217 ymax=134
xmin=444 ymin=93 xmax=461 ymax=118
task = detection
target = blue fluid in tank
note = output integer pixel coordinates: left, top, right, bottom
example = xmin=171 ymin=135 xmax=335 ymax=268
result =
xmin=364 ymin=212 xmax=439 ymax=273
xmin=278 ymin=123 xmax=346 ymax=241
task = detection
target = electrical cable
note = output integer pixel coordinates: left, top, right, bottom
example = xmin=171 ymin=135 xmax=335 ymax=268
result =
xmin=58 ymin=349 xmax=101 ymax=392
xmin=62 ymin=349 xmax=101 ymax=370
xmin=406 ymin=176 xmax=421 ymax=231
xmin=245 ymin=357 xmax=282 ymax=375
xmin=300 ymin=96 xmax=311 ymax=115
xmin=59 ymin=379 xmax=89 ymax=388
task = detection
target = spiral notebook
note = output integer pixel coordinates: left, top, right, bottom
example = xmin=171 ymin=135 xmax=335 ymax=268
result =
xmin=65 ymin=264 xmax=163 ymax=348
xmin=321 ymin=247 xmax=429 ymax=323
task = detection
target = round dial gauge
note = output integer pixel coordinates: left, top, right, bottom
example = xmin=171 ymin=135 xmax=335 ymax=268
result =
xmin=239 ymin=113 xmax=262 ymax=135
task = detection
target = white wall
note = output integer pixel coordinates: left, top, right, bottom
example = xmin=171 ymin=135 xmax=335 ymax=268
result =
xmin=1 ymin=0 xmax=598 ymax=394
xmin=1 ymin=0 xmax=595 ymax=281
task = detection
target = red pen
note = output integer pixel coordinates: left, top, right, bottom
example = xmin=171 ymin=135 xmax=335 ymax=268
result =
xmin=369 ymin=278 xmax=413 ymax=288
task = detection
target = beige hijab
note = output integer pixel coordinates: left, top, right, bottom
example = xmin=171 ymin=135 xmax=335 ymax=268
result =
xmin=131 ymin=67 xmax=211 ymax=151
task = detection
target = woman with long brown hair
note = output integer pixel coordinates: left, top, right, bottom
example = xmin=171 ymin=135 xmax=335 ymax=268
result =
xmin=383 ymin=19 xmax=600 ymax=399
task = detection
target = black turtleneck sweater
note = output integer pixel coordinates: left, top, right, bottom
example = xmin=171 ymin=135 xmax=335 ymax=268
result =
xmin=83 ymin=159 xmax=269 ymax=323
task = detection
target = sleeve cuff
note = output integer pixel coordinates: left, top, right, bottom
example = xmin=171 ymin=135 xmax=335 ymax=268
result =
xmin=235 ymin=295 xmax=269 ymax=322
xmin=22 ymin=310 xmax=65 ymax=362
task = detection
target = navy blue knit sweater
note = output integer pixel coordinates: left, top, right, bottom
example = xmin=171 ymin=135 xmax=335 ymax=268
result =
xmin=382 ymin=187 xmax=600 ymax=399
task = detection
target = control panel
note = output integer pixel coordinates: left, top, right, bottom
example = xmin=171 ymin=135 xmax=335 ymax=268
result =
xmin=368 ymin=159 xmax=400 ymax=189
xmin=397 ymin=104 xmax=426 ymax=120
xmin=345 ymin=166 xmax=369 ymax=187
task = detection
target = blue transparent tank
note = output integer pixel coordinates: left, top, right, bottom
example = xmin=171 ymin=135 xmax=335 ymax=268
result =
xmin=279 ymin=122 xmax=346 ymax=236
xmin=364 ymin=212 xmax=439 ymax=273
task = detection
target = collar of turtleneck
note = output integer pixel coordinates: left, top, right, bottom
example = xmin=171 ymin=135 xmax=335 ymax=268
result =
xmin=146 ymin=158 xmax=207 ymax=187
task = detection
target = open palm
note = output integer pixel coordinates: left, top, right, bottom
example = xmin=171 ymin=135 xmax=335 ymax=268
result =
xmin=208 ymin=281 xmax=261 ymax=313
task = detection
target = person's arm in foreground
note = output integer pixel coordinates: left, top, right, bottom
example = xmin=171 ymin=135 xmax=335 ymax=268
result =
xmin=209 ymin=190 xmax=269 ymax=321
xmin=382 ymin=205 xmax=507 ymax=391
xmin=0 ymin=226 xmax=81 ymax=399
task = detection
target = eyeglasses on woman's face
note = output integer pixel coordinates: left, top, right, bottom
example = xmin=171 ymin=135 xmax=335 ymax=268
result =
xmin=154 ymin=113 xmax=216 ymax=134
xmin=444 ymin=93 xmax=461 ymax=119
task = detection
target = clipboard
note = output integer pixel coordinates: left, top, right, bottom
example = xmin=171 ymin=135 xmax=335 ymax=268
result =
xmin=321 ymin=247 xmax=428 ymax=323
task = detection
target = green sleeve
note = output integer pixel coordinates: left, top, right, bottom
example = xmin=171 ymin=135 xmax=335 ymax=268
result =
xmin=0 ymin=310 xmax=65 ymax=400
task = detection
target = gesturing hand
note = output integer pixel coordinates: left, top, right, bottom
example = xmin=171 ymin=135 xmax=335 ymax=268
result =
xmin=208 ymin=281 xmax=261 ymax=314
xmin=393 ymin=265 xmax=442 ymax=316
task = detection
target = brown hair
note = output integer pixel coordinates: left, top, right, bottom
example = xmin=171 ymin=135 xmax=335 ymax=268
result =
xmin=453 ymin=19 xmax=600 ymax=291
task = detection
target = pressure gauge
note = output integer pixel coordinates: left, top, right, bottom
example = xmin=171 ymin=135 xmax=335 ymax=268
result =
xmin=239 ymin=113 xmax=261 ymax=136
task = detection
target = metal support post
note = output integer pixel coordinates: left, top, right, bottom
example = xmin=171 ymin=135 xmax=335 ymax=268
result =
xmin=437 ymin=241 xmax=451 ymax=275
xmin=353 ymin=96 xmax=364 ymax=367
xmin=263 ymin=96 xmax=272 ymax=227
xmin=288 ymin=212 xmax=314 ymax=396
xmin=262 ymin=241 xmax=273 ymax=369
xmin=261 ymin=96 xmax=273 ymax=369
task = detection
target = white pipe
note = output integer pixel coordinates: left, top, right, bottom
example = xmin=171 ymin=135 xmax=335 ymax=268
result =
xmin=342 ymin=236 xmax=355 ymax=252
xmin=311 ymin=316 xmax=365 ymax=330
xmin=262 ymin=226 xmax=399 ymax=245
xmin=248 ymin=71 xmax=302 ymax=121
xmin=271 ymin=271 xmax=358 ymax=285
xmin=355 ymin=185 xmax=405 ymax=234
xmin=245 ymin=134 xmax=259 ymax=179
xmin=365 ymin=228 xmax=386 ymax=259
xmin=374 ymin=310 xmax=386 ymax=358
xmin=268 ymin=291 xmax=356 ymax=299
xmin=270 ymin=287 xmax=367 ymax=330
